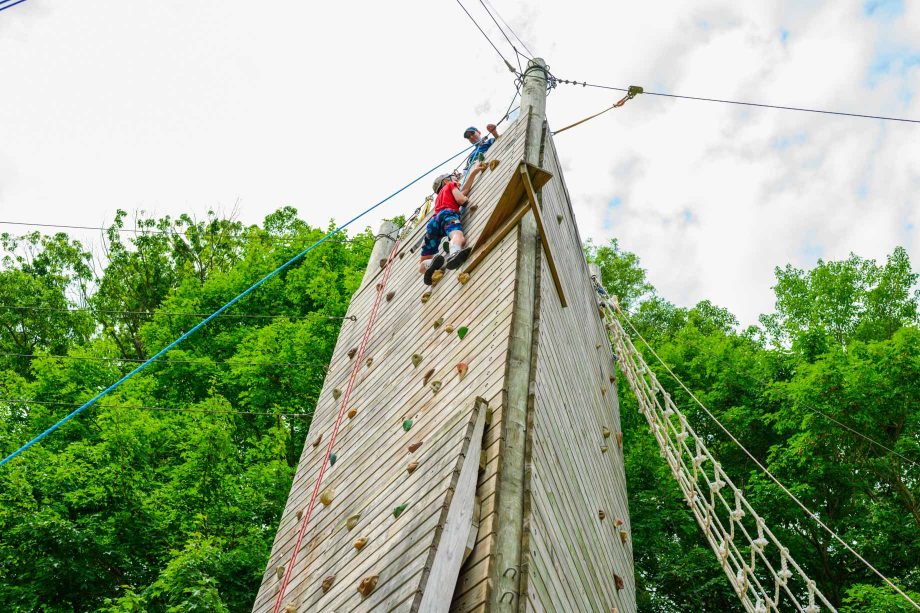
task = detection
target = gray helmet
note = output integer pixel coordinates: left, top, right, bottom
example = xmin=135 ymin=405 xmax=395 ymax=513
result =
xmin=432 ymin=174 xmax=452 ymax=193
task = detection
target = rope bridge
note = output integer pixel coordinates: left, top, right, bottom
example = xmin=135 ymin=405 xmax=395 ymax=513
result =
xmin=598 ymin=293 xmax=836 ymax=613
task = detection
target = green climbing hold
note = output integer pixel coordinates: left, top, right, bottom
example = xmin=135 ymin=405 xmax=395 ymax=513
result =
xmin=457 ymin=326 xmax=469 ymax=340
xmin=329 ymin=453 xmax=338 ymax=466
xmin=403 ymin=419 xmax=413 ymax=432
xmin=393 ymin=503 xmax=407 ymax=519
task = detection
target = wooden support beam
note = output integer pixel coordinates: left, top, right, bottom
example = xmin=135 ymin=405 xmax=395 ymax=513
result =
xmin=521 ymin=165 xmax=567 ymax=308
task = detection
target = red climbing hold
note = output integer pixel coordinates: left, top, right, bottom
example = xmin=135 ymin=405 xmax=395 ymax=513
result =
xmin=408 ymin=441 xmax=423 ymax=453
xmin=386 ymin=290 xmax=395 ymax=302
xmin=457 ymin=362 xmax=468 ymax=379
xmin=312 ymin=434 xmax=322 ymax=448
xmin=423 ymin=368 xmax=435 ymax=385
xmin=614 ymin=573 xmax=624 ymax=591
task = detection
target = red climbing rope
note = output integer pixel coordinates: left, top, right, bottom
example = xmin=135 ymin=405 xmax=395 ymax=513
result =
xmin=272 ymin=230 xmax=405 ymax=613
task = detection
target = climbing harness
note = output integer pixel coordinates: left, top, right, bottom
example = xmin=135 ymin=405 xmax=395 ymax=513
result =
xmin=553 ymin=85 xmax=643 ymax=135
xmin=272 ymin=222 xmax=410 ymax=613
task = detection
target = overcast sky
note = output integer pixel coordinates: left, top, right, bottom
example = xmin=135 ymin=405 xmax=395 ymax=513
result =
xmin=1 ymin=0 xmax=918 ymax=326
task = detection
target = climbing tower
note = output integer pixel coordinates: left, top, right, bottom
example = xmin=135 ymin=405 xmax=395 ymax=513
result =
xmin=253 ymin=59 xmax=635 ymax=612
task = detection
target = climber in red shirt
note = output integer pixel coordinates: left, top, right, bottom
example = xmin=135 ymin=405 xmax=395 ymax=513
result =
xmin=419 ymin=161 xmax=486 ymax=285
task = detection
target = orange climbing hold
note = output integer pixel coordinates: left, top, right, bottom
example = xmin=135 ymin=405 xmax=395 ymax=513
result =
xmin=348 ymin=408 xmax=357 ymax=419
xmin=357 ymin=575 xmax=378 ymax=597
xmin=321 ymin=575 xmax=335 ymax=593
xmin=457 ymin=362 xmax=468 ymax=379
xmin=614 ymin=573 xmax=624 ymax=591
xmin=616 ymin=432 xmax=623 ymax=448
xmin=408 ymin=441 xmax=423 ymax=453
xmin=406 ymin=460 xmax=419 ymax=474
xmin=353 ymin=537 xmax=368 ymax=551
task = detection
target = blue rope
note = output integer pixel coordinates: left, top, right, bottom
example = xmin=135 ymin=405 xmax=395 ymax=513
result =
xmin=0 ymin=145 xmax=473 ymax=468
xmin=0 ymin=0 xmax=29 ymax=12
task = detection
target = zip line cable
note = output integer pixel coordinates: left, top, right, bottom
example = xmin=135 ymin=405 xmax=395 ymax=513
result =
xmin=477 ymin=0 xmax=525 ymax=71
xmin=0 ymin=397 xmax=313 ymax=418
xmin=481 ymin=0 xmax=535 ymax=58
xmin=0 ymin=144 xmax=473 ymax=468
xmin=453 ymin=0 xmax=519 ymax=74
xmin=0 ymin=0 xmax=28 ymax=12
xmin=0 ymin=352 xmax=334 ymax=369
xmin=616 ymin=307 xmax=920 ymax=611
xmin=0 ymin=304 xmax=357 ymax=321
xmin=556 ymin=78 xmax=920 ymax=124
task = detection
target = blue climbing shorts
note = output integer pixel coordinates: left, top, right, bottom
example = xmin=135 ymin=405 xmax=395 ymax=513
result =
xmin=421 ymin=209 xmax=463 ymax=257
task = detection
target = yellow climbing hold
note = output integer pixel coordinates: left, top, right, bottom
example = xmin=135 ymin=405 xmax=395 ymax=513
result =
xmin=488 ymin=159 xmax=499 ymax=171
xmin=353 ymin=537 xmax=368 ymax=551
xmin=619 ymin=528 xmax=629 ymax=544
xmin=320 ymin=489 xmax=333 ymax=506
xmin=365 ymin=357 xmax=373 ymax=368
xmin=411 ymin=353 xmax=423 ymax=368
xmin=431 ymin=380 xmax=442 ymax=393
xmin=433 ymin=316 xmax=444 ymax=329
xmin=276 ymin=565 xmax=285 ymax=580
xmin=602 ymin=427 xmax=611 ymax=439
xmin=332 ymin=388 xmax=342 ymax=400
xmin=421 ymin=292 xmax=431 ymax=304
xmin=600 ymin=445 xmax=609 ymax=453
xmin=444 ymin=324 xmax=454 ymax=334
xmin=431 ymin=269 xmax=444 ymax=284
xmin=346 ymin=513 xmax=361 ymax=531
xmin=458 ymin=272 xmax=471 ymax=284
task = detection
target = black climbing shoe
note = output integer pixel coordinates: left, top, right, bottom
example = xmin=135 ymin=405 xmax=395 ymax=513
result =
xmin=445 ymin=247 xmax=471 ymax=270
xmin=423 ymin=254 xmax=445 ymax=285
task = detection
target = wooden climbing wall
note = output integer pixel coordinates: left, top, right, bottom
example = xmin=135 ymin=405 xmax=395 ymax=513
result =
xmin=252 ymin=117 xmax=529 ymax=612
xmin=521 ymin=128 xmax=636 ymax=612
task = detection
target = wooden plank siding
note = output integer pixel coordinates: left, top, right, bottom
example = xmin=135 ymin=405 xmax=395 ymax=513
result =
xmin=253 ymin=118 xmax=528 ymax=613
xmin=520 ymin=128 xmax=635 ymax=613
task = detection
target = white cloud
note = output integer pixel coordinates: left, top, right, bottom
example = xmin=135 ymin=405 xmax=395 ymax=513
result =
xmin=0 ymin=0 xmax=917 ymax=326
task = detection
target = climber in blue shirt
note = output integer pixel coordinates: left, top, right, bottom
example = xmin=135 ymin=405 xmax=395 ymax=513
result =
xmin=462 ymin=124 xmax=499 ymax=179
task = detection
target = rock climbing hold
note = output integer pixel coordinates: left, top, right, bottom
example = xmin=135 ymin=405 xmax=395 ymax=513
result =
xmin=408 ymin=441 xmax=423 ymax=453
xmin=556 ymin=213 xmax=563 ymax=223
xmin=320 ymin=489 xmax=333 ymax=506
xmin=276 ymin=565 xmax=285 ymax=580
xmin=421 ymin=292 xmax=431 ymax=304
xmin=456 ymin=362 xmax=468 ymax=379
xmin=329 ymin=453 xmax=338 ymax=466
xmin=348 ymin=408 xmax=357 ymax=419
xmin=312 ymin=434 xmax=322 ymax=448
xmin=296 ymin=509 xmax=303 ymax=520
xmin=596 ymin=343 xmax=602 ymax=349
xmin=411 ymin=353 xmax=423 ymax=368
xmin=619 ymin=528 xmax=629 ymax=544
xmin=393 ymin=503 xmax=407 ymax=519
xmin=354 ymin=537 xmax=368 ymax=551
xmin=284 ymin=604 xmax=296 ymax=613
xmin=616 ymin=432 xmax=623 ymax=448
xmin=614 ymin=573 xmax=624 ymax=591
xmin=431 ymin=269 xmax=444 ymax=284
xmin=366 ymin=357 xmax=373 ymax=368
xmin=407 ymin=460 xmax=419 ymax=474
xmin=423 ymin=368 xmax=435 ymax=385
xmin=357 ymin=575 xmax=378 ymax=597
xmin=332 ymin=388 xmax=342 ymax=400
xmin=386 ymin=290 xmax=395 ymax=302
xmin=601 ymin=385 xmax=608 ymax=395
xmin=433 ymin=316 xmax=444 ymax=329
xmin=615 ymin=518 xmax=624 ymax=527
xmin=602 ymin=427 xmax=611 ymax=439
xmin=600 ymin=445 xmax=609 ymax=453
xmin=444 ymin=324 xmax=454 ymax=333
xmin=488 ymin=159 xmax=499 ymax=171
xmin=430 ymin=380 xmax=442 ymax=393
xmin=598 ymin=510 xmax=606 ymax=521
xmin=609 ymin=375 xmax=615 ymax=383
xmin=347 ymin=348 xmax=357 ymax=360
xmin=402 ymin=419 xmax=413 ymax=432
xmin=346 ymin=513 xmax=361 ymax=530
xmin=321 ymin=575 xmax=335 ymax=593
xmin=457 ymin=326 xmax=469 ymax=340
xmin=458 ymin=272 xmax=471 ymax=284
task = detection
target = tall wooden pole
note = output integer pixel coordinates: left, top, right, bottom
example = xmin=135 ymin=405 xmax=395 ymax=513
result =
xmin=490 ymin=57 xmax=547 ymax=611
